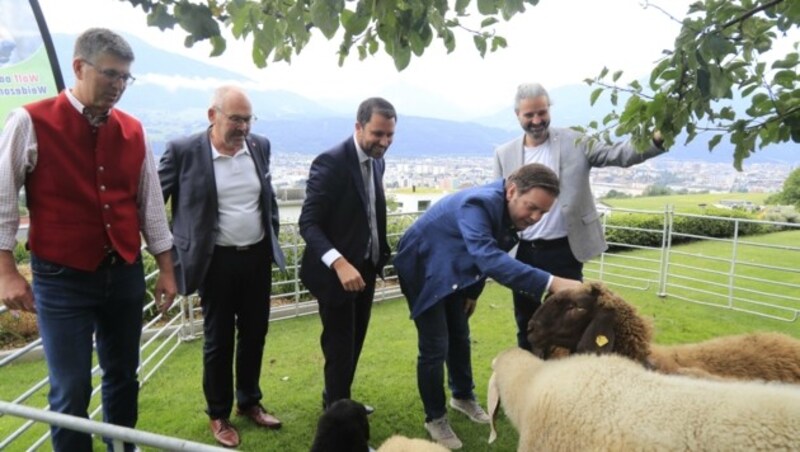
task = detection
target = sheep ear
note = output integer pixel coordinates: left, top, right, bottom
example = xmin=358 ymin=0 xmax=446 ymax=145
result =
xmin=576 ymin=308 xmax=616 ymax=354
xmin=487 ymin=372 xmax=499 ymax=444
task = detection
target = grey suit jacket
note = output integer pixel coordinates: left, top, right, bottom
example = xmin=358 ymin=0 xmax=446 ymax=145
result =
xmin=158 ymin=129 xmax=286 ymax=295
xmin=493 ymin=127 xmax=666 ymax=262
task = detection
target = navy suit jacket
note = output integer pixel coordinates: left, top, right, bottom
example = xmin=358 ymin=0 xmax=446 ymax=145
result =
xmin=298 ymin=137 xmax=390 ymax=304
xmin=158 ymin=129 xmax=286 ymax=295
xmin=394 ymin=179 xmax=551 ymax=319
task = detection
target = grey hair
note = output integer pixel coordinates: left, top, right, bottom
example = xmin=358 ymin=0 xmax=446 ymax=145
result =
xmin=507 ymin=163 xmax=560 ymax=197
xmin=514 ymin=83 xmax=551 ymax=112
xmin=73 ymin=28 xmax=134 ymax=63
xmin=356 ymin=97 xmax=397 ymax=125
xmin=210 ymin=85 xmax=246 ymax=109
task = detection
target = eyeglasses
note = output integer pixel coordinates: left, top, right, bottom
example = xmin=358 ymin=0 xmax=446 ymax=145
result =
xmin=215 ymin=107 xmax=257 ymax=126
xmin=84 ymin=60 xmax=136 ymax=86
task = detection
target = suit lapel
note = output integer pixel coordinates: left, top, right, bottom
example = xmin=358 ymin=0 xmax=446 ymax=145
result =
xmin=346 ymin=139 xmax=370 ymax=210
xmin=200 ymin=130 xmax=219 ymax=215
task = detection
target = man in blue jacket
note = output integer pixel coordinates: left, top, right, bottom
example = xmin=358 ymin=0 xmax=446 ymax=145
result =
xmin=393 ymin=163 xmax=582 ymax=449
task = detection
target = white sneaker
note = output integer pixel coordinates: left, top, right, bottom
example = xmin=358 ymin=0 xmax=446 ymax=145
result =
xmin=449 ymin=398 xmax=491 ymax=424
xmin=424 ymin=416 xmax=463 ymax=449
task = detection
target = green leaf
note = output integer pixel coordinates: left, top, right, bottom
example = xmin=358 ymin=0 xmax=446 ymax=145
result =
xmin=481 ymin=17 xmax=499 ymax=27
xmin=311 ymin=0 xmax=340 ymax=39
xmin=612 ymin=70 xmax=623 ymax=82
xmin=704 ymin=34 xmax=736 ymax=63
xmin=455 ymin=0 xmax=471 ymax=14
xmin=209 ymin=35 xmax=226 ymax=57
xmin=147 ymin=4 xmax=178 ymax=30
xmin=393 ymin=44 xmax=411 ymax=71
xmin=697 ymin=68 xmax=711 ymax=97
xmin=598 ymin=66 xmax=609 ymax=79
xmin=590 ymin=87 xmax=603 ymax=106
xmin=477 ymin=0 xmax=497 ymax=15
xmin=342 ymin=8 xmax=370 ymax=35
xmin=771 ymin=52 xmax=799 ymax=69
xmin=473 ymin=35 xmax=487 ymax=57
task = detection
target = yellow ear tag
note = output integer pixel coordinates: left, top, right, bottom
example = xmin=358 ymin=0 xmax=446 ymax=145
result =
xmin=595 ymin=335 xmax=609 ymax=347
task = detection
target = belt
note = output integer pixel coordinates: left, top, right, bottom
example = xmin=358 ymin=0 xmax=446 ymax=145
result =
xmin=521 ymin=236 xmax=570 ymax=250
xmin=215 ymin=240 xmax=263 ymax=252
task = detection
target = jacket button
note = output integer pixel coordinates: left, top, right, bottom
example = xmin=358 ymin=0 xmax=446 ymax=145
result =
xmin=452 ymin=284 xmax=458 ymax=290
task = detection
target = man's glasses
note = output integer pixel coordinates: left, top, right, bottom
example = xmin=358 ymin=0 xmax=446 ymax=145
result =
xmin=215 ymin=107 xmax=257 ymax=126
xmin=84 ymin=60 xmax=136 ymax=86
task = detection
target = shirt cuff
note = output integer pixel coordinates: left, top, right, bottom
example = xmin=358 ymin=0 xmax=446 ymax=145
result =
xmin=543 ymin=275 xmax=554 ymax=299
xmin=321 ymin=249 xmax=342 ymax=268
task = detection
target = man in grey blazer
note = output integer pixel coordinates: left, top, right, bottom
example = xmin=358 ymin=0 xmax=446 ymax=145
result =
xmin=493 ymin=82 xmax=666 ymax=350
xmin=158 ymin=86 xmax=286 ymax=448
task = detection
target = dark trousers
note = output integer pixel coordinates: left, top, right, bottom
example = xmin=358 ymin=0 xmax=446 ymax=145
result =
xmin=513 ymin=238 xmax=583 ymax=350
xmin=199 ymin=240 xmax=272 ymax=419
xmin=414 ymin=292 xmax=475 ymax=422
xmin=32 ymin=253 xmax=145 ymax=452
xmin=318 ymin=261 xmax=376 ymax=407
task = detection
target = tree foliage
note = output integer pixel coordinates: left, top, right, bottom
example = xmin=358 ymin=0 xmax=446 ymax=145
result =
xmin=765 ymin=166 xmax=800 ymax=207
xmin=579 ymin=0 xmax=799 ymax=170
xmin=123 ymin=0 xmax=798 ymax=168
xmin=123 ymin=0 xmax=536 ymax=71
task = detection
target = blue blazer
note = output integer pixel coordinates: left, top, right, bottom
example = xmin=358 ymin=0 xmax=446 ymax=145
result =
xmin=158 ymin=129 xmax=286 ymax=295
xmin=394 ymin=180 xmax=550 ymax=319
xmin=298 ymin=137 xmax=390 ymax=304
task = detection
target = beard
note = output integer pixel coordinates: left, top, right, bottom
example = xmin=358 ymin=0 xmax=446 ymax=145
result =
xmin=525 ymin=120 xmax=550 ymax=140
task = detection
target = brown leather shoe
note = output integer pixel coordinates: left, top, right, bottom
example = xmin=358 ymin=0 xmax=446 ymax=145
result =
xmin=237 ymin=404 xmax=282 ymax=429
xmin=209 ymin=418 xmax=240 ymax=448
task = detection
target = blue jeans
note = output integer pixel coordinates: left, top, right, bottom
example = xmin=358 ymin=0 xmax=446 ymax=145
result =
xmin=32 ymin=253 xmax=145 ymax=452
xmin=413 ymin=292 xmax=475 ymax=422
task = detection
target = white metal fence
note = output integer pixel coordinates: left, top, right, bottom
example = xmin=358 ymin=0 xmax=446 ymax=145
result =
xmin=1 ymin=207 xmax=798 ymax=449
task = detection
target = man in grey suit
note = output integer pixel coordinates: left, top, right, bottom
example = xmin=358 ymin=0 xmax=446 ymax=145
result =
xmin=158 ymin=85 xmax=286 ymax=448
xmin=494 ymin=82 xmax=667 ymax=350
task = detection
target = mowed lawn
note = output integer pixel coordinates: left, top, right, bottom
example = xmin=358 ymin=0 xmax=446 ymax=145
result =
xmin=1 ymin=234 xmax=798 ymax=451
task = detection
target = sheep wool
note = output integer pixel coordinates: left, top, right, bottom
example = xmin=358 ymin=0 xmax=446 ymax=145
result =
xmin=488 ymin=348 xmax=800 ymax=452
xmin=377 ymin=435 xmax=449 ymax=452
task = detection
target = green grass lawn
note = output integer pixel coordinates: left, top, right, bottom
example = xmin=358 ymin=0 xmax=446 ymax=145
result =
xmin=2 ymin=280 xmax=798 ymax=451
xmin=602 ymin=192 xmax=770 ymax=213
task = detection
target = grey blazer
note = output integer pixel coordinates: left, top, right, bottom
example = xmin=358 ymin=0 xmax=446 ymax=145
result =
xmin=493 ymin=128 xmax=666 ymax=262
xmin=158 ymin=129 xmax=286 ymax=295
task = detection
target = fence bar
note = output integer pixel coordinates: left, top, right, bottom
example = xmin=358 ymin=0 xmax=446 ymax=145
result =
xmin=0 ymin=401 xmax=232 ymax=451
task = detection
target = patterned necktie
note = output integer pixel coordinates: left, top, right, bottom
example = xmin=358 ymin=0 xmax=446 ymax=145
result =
xmin=363 ymin=159 xmax=380 ymax=265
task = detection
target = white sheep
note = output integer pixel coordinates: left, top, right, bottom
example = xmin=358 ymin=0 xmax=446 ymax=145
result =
xmin=487 ymin=347 xmax=800 ymax=451
xmin=527 ymin=281 xmax=800 ymax=383
xmin=376 ymin=435 xmax=449 ymax=451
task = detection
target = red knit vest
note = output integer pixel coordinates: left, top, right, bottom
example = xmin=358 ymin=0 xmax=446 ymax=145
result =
xmin=24 ymin=92 xmax=145 ymax=271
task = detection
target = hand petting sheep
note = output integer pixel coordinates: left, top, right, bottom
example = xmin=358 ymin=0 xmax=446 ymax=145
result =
xmin=527 ymin=281 xmax=800 ymax=383
xmin=487 ymin=347 xmax=800 ymax=451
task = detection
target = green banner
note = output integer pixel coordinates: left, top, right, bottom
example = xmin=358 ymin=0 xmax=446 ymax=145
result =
xmin=0 ymin=0 xmax=63 ymax=133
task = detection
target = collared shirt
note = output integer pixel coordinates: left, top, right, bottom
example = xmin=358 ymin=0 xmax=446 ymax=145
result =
xmin=0 ymin=89 xmax=173 ymax=255
xmin=210 ymin=141 xmax=265 ymax=247
xmin=320 ymin=135 xmax=370 ymax=268
xmin=520 ymin=139 xmax=568 ymax=241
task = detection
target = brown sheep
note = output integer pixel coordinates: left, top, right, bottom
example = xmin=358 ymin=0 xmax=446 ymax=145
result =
xmin=526 ymin=281 xmax=800 ymax=383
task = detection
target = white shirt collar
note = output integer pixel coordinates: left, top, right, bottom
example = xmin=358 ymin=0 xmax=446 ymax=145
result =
xmin=211 ymin=138 xmax=251 ymax=160
xmin=353 ymin=135 xmax=370 ymax=164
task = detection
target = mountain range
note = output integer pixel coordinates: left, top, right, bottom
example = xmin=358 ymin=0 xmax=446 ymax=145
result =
xmin=50 ymin=33 xmax=797 ymax=166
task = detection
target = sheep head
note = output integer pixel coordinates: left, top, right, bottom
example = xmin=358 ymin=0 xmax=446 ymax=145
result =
xmin=527 ymin=281 xmax=618 ymax=358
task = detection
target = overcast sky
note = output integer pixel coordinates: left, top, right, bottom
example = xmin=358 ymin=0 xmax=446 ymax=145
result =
xmin=34 ymin=0 xmax=762 ymax=119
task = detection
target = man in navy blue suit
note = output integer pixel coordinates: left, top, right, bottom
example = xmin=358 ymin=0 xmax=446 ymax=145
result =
xmin=299 ymin=97 xmax=395 ymax=414
xmin=393 ymin=163 xmax=582 ymax=448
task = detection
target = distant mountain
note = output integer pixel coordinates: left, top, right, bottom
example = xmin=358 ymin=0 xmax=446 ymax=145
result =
xmin=49 ymin=33 xmax=798 ymax=165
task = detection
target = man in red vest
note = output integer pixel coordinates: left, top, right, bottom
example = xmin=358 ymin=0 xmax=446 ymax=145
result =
xmin=0 ymin=28 xmax=177 ymax=452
